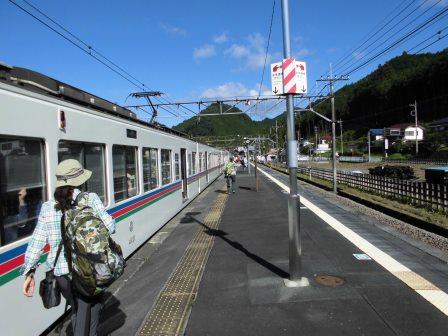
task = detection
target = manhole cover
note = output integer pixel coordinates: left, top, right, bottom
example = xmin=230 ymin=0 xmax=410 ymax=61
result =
xmin=315 ymin=275 xmax=345 ymax=287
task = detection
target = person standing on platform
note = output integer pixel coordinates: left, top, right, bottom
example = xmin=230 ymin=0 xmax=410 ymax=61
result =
xmin=224 ymin=157 xmax=237 ymax=194
xmin=22 ymin=159 xmax=116 ymax=336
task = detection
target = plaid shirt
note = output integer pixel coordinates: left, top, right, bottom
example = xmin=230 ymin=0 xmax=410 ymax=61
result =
xmin=22 ymin=189 xmax=115 ymax=277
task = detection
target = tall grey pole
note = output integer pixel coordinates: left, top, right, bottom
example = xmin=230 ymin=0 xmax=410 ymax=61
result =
xmin=368 ymin=130 xmax=371 ymax=162
xmin=247 ymin=144 xmax=251 ymax=174
xmin=281 ymin=0 xmax=302 ymax=284
xmin=414 ymin=100 xmax=418 ymax=155
xmin=339 ymin=120 xmax=343 ymax=155
xmin=330 ymin=64 xmax=337 ymax=194
xmin=275 ymin=120 xmax=279 ymax=162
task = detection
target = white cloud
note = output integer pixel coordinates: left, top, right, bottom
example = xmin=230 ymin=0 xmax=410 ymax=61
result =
xmin=201 ymin=82 xmax=273 ymax=99
xmin=294 ymin=48 xmax=312 ymax=58
xmin=223 ymin=33 xmax=271 ymax=71
xmin=201 ymin=82 xmax=260 ymax=99
xmin=160 ymin=23 xmax=187 ymax=36
xmin=225 ymin=44 xmax=250 ymax=58
xmin=213 ymin=32 xmax=229 ymax=44
xmin=193 ymin=44 xmax=216 ymax=62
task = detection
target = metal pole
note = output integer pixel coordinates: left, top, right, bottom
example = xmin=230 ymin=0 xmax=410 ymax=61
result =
xmin=339 ymin=120 xmax=343 ymax=155
xmin=281 ymin=0 xmax=302 ymax=284
xmin=330 ymin=64 xmax=337 ymax=194
xmin=368 ymin=130 xmax=371 ymax=162
xmin=247 ymin=144 xmax=251 ymax=174
xmin=275 ymin=120 xmax=279 ymax=162
xmin=415 ymin=100 xmax=418 ymax=155
xmin=255 ymin=137 xmax=259 ymax=191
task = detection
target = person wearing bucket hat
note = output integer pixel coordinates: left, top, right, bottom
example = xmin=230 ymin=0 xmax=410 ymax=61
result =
xmin=21 ymin=159 xmax=116 ymax=336
xmin=55 ymin=159 xmax=92 ymax=188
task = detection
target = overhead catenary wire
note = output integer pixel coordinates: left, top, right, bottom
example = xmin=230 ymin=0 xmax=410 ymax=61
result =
xmin=413 ymin=31 xmax=448 ymax=53
xmin=343 ymin=6 xmax=448 ymax=76
xmin=334 ymin=0 xmax=432 ymax=74
xmin=258 ymin=0 xmax=276 ymax=98
xmin=329 ymin=0 xmax=414 ymax=75
xmin=9 ymin=0 xmax=188 ymax=120
xmin=336 ymin=0 xmax=446 ymax=75
xmin=407 ymin=25 xmax=448 ymax=52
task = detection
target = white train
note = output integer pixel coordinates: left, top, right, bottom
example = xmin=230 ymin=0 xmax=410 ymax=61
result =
xmin=0 ymin=63 xmax=227 ymax=335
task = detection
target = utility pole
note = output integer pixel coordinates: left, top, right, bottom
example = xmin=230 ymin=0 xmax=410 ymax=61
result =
xmin=368 ymin=130 xmax=371 ymax=162
xmin=317 ymin=65 xmax=348 ymax=194
xmin=410 ymin=100 xmax=418 ymax=155
xmin=338 ymin=119 xmax=343 ymax=155
xmin=280 ymin=0 xmax=307 ymax=287
xmin=314 ymin=125 xmax=318 ymax=155
xmin=275 ymin=120 xmax=280 ymax=161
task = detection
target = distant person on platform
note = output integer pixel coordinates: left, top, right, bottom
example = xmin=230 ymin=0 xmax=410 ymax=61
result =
xmin=240 ymin=156 xmax=246 ymax=170
xmin=224 ymin=157 xmax=237 ymax=194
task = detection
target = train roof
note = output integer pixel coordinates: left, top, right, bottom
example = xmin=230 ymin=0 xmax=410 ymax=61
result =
xmin=0 ymin=62 xmax=189 ymax=139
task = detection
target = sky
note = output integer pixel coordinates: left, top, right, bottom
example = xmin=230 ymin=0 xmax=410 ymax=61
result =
xmin=1 ymin=0 xmax=447 ymax=127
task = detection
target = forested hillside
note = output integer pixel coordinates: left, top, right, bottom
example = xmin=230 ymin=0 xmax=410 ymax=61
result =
xmin=303 ymin=49 xmax=448 ymax=138
xmin=174 ymin=49 xmax=448 ymax=141
xmin=173 ymin=103 xmax=274 ymax=136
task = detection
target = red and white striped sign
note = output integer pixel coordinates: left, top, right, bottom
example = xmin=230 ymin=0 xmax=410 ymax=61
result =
xmin=282 ymin=58 xmax=297 ymax=94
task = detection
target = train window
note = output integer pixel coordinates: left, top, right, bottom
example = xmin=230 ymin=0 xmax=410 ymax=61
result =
xmin=112 ymin=146 xmax=138 ymax=202
xmin=161 ymin=149 xmax=172 ymax=185
xmin=143 ymin=148 xmax=159 ymax=191
xmin=188 ymin=153 xmax=192 ymax=176
xmin=58 ymin=141 xmax=107 ymax=204
xmin=192 ymin=152 xmax=197 ymax=175
xmin=199 ymin=153 xmax=203 ymax=172
xmin=174 ymin=153 xmax=180 ymax=180
xmin=0 ymin=136 xmax=46 ymax=246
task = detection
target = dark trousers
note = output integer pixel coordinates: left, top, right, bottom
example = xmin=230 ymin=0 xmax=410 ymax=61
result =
xmin=56 ymin=276 xmax=103 ymax=336
xmin=226 ymin=175 xmax=236 ymax=192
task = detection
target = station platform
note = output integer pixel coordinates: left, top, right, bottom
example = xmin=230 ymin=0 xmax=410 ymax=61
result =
xmin=52 ymin=165 xmax=448 ymax=336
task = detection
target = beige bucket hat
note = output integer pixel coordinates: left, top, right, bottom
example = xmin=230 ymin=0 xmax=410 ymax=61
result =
xmin=55 ymin=159 xmax=92 ymax=188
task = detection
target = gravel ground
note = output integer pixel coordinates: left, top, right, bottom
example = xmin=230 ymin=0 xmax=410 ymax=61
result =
xmin=295 ymin=176 xmax=448 ymax=262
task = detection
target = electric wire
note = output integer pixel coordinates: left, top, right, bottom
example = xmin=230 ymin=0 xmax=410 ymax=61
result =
xmin=407 ymin=25 xmax=448 ymax=52
xmin=337 ymin=0 xmax=445 ymax=75
xmin=10 ymin=0 xmax=187 ymax=121
xmin=334 ymin=0 xmax=433 ymax=74
xmin=329 ymin=0 xmax=414 ymax=74
xmin=344 ymin=6 xmax=448 ymax=75
xmin=258 ymin=0 xmax=276 ymax=98
xmin=413 ymin=31 xmax=448 ymax=53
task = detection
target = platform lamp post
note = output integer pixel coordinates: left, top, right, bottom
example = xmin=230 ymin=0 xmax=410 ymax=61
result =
xmin=280 ymin=0 xmax=308 ymax=287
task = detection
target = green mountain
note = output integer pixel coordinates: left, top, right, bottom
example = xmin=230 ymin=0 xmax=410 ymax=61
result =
xmin=304 ymin=49 xmax=448 ymax=138
xmin=174 ymin=49 xmax=448 ymax=144
xmin=173 ymin=103 xmax=277 ymax=136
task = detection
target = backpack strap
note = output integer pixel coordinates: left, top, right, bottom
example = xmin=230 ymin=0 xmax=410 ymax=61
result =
xmin=60 ymin=212 xmax=73 ymax=273
xmin=74 ymin=192 xmax=89 ymax=207
xmin=53 ymin=241 xmax=63 ymax=269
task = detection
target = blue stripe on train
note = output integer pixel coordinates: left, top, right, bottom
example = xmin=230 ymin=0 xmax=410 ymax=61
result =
xmin=0 ymin=244 xmax=27 ymax=264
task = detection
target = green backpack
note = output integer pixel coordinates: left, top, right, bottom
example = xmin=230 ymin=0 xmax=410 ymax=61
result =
xmin=62 ymin=193 xmax=125 ymax=297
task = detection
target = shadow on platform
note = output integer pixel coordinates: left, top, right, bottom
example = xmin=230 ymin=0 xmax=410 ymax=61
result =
xmin=185 ymin=212 xmax=289 ymax=279
xmin=98 ymin=293 xmax=126 ymax=336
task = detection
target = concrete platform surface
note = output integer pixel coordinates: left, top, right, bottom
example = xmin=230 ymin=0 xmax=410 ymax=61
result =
xmin=184 ymin=166 xmax=448 ymax=336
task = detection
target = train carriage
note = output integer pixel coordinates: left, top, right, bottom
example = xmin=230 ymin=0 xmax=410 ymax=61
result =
xmin=0 ymin=64 xmax=227 ymax=336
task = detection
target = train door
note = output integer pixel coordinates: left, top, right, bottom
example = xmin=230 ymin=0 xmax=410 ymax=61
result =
xmin=205 ymin=151 xmax=209 ymax=182
xmin=180 ymin=148 xmax=188 ymax=199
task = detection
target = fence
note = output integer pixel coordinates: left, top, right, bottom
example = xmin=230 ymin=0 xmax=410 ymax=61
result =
xmin=338 ymin=156 xmax=367 ymax=163
xmin=382 ymin=158 xmax=448 ymax=165
xmin=290 ymin=165 xmax=448 ymax=213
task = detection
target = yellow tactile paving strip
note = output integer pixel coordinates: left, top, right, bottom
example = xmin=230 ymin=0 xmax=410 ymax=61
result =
xmin=138 ymin=191 xmax=228 ymax=336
